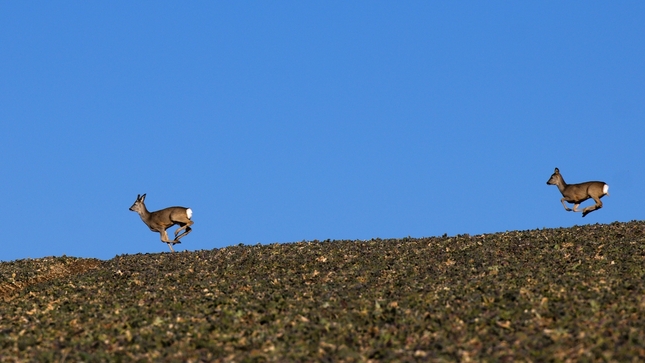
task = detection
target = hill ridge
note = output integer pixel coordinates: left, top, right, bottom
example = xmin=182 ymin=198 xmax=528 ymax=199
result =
xmin=1 ymin=220 xmax=644 ymax=361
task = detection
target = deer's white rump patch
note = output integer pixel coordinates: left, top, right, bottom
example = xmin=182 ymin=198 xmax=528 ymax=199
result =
xmin=186 ymin=208 xmax=193 ymax=219
xmin=603 ymin=184 xmax=609 ymax=195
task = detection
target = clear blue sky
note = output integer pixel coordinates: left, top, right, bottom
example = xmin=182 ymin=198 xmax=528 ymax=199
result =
xmin=1 ymin=2 xmax=643 ymax=261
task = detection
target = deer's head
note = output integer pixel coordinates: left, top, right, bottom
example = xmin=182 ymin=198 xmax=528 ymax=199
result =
xmin=546 ymin=168 xmax=563 ymax=186
xmin=129 ymin=194 xmax=147 ymax=213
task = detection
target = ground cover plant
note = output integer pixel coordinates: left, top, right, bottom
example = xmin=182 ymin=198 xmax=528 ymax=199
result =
xmin=1 ymin=221 xmax=645 ymax=362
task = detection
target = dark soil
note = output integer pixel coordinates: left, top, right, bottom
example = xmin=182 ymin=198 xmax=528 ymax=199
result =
xmin=2 ymin=221 xmax=645 ymax=362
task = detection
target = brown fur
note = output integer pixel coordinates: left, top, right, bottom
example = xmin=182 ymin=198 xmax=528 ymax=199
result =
xmin=546 ymin=168 xmax=609 ymax=217
xmin=129 ymin=194 xmax=193 ymax=252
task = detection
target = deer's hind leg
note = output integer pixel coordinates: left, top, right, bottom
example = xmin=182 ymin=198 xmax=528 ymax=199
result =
xmin=582 ymin=197 xmax=603 ymax=217
xmin=174 ymin=220 xmax=194 ymax=242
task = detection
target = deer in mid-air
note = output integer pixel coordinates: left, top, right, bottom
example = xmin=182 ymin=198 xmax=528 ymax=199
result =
xmin=546 ymin=167 xmax=609 ymax=217
xmin=129 ymin=194 xmax=193 ymax=252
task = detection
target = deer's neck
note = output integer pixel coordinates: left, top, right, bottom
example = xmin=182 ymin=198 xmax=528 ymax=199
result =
xmin=556 ymin=177 xmax=568 ymax=193
xmin=137 ymin=207 xmax=152 ymax=223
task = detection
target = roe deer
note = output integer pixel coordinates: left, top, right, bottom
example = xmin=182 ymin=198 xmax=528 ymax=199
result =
xmin=546 ymin=168 xmax=609 ymax=217
xmin=129 ymin=194 xmax=193 ymax=252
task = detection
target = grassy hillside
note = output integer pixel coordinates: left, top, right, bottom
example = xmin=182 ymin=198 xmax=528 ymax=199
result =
xmin=1 ymin=221 xmax=645 ymax=362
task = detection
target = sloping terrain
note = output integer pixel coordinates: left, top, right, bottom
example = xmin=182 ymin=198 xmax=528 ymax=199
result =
xmin=1 ymin=221 xmax=645 ymax=362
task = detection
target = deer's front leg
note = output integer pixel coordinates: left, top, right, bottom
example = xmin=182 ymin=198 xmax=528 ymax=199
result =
xmin=560 ymin=198 xmax=573 ymax=211
xmin=159 ymin=230 xmax=176 ymax=252
xmin=572 ymin=203 xmax=582 ymax=212
xmin=159 ymin=229 xmax=173 ymax=243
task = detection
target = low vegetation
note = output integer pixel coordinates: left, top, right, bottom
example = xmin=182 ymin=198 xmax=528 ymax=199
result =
xmin=1 ymin=221 xmax=645 ymax=361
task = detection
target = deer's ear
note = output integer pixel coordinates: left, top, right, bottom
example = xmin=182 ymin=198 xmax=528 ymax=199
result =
xmin=554 ymin=168 xmax=559 ymax=173
xmin=141 ymin=194 xmax=146 ymax=201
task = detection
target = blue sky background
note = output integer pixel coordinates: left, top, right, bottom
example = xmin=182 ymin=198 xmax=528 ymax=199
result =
xmin=1 ymin=2 xmax=643 ymax=261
